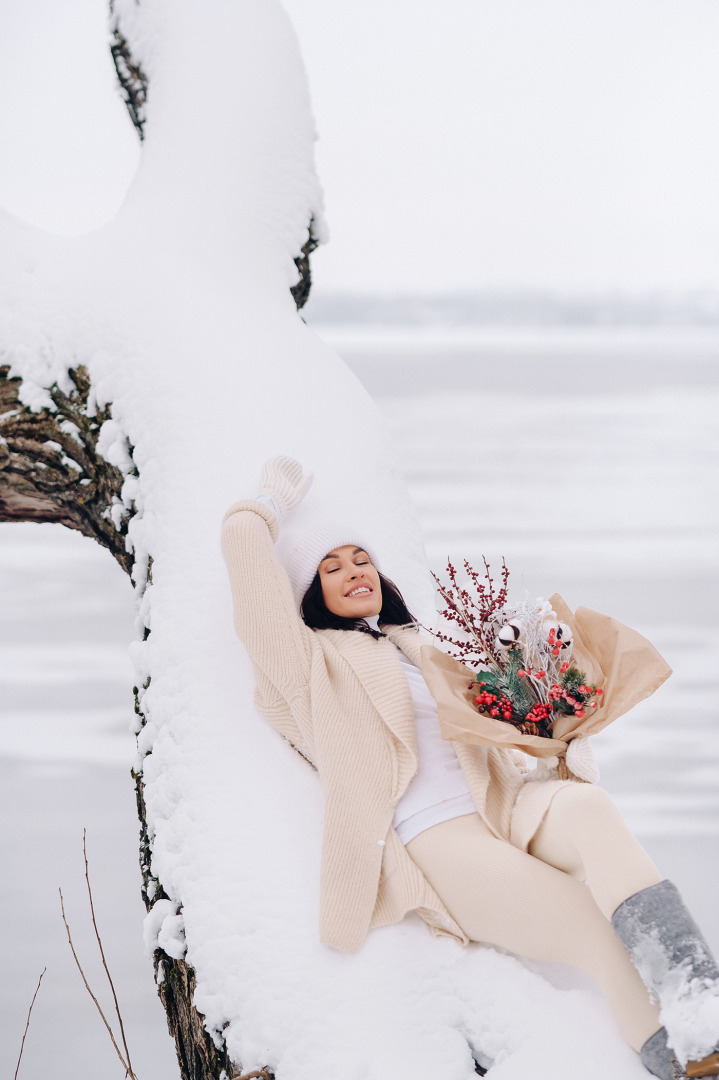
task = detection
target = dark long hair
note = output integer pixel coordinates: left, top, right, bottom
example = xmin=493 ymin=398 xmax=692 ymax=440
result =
xmin=300 ymin=570 xmax=417 ymax=639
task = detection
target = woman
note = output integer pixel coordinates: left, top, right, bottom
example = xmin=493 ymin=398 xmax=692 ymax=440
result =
xmin=222 ymin=456 xmax=719 ymax=1080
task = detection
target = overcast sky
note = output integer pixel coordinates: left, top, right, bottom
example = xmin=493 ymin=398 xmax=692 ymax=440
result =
xmin=0 ymin=0 xmax=717 ymax=295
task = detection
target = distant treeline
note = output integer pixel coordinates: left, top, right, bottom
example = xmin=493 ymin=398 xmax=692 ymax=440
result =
xmin=305 ymin=290 xmax=719 ymax=327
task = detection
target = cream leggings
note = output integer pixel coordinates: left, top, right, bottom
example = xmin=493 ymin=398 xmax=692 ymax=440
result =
xmin=406 ymin=783 xmax=663 ymax=1052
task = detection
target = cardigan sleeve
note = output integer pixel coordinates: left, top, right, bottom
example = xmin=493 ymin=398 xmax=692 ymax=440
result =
xmin=221 ymin=498 xmax=314 ymax=717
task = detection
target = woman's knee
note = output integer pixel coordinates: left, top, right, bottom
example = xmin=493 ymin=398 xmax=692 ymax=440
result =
xmin=533 ymin=783 xmax=630 ymax=869
xmin=549 ymin=781 xmax=619 ymax=827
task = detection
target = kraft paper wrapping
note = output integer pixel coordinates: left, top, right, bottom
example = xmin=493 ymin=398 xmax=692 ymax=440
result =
xmin=421 ymin=592 xmax=672 ymax=760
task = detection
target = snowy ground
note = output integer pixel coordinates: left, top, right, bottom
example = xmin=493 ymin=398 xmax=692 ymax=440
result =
xmin=2 ymin=326 xmax=718 ymax=1079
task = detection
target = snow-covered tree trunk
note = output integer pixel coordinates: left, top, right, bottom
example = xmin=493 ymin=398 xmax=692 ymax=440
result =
xmin=0 ymin=4 xmax=319 ymax=1077
xmin=0 ymin=383 xmax=233 ymax=1080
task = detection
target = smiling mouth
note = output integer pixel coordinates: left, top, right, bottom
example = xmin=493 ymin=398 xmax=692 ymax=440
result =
xmin=345 ymin=586 xmax=372 ymax=598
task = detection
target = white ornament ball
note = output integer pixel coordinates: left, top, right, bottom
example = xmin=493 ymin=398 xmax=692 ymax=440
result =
xmin=497 ymin=621 xmax=522 ymax=648
xmin=543 ymin=618 xmax=572 ymax=650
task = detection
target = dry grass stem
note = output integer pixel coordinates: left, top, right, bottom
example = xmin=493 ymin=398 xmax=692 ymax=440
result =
xmin=59 ymin=886 xmax=137 ymax=1078
xmin=83 ymin=829 xmax=136 ymax=1078
xmin=14 ymin=967 xmax=46 ymax=1080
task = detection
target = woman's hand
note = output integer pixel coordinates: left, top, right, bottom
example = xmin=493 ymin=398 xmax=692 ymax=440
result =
xmin=259 ymin=456 xmax=313 ymax=519
xmin=526 ymin=738 xmax=599 ymax=784
xmin=566 ymin=737 xmax=600 ymax=783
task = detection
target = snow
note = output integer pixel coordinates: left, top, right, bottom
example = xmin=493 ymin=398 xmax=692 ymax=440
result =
xmin=144 ymin=898 xmax=186 ymax=962
xmin=1 ymin=2 xmax=717 ymax=1078
xmin=95 ymin=418 xmax=135 ymax=475
xmin=663 ymin=986 xmax=719 ymax=1068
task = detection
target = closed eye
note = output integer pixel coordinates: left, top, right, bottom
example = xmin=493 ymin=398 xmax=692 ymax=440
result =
xmin=322 ymin=556 xmax=370 ymax=574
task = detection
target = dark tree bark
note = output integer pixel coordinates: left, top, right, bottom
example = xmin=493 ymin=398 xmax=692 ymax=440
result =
xmin=110 ymin=27 xmax=149 ymax=140
xmin=291 ymin=218 xmax=319 ymax=311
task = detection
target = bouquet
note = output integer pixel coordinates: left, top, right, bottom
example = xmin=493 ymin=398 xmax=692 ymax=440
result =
xmin=432 ymin=557 xmax=603 ymax=739
xmin=420 ymin=557 xmax=672 ymax=768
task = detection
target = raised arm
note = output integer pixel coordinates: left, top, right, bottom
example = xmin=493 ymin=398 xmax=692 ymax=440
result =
xmin=221 ymin=457 xmax=315 ymax=707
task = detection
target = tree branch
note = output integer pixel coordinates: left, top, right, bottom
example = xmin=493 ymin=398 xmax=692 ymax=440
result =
xmin=0 ymin=364 xmax=133 ymax=572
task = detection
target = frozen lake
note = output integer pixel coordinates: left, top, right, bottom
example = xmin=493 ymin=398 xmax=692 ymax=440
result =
xmin=2 ymin=326 xmax=718 ymax=1078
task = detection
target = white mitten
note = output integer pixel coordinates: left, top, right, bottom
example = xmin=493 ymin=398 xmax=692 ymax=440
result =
xmin=566 ymin=736 xmax=600 ymax=784
xmin=258 ymin=456 xmax=313 ymax=519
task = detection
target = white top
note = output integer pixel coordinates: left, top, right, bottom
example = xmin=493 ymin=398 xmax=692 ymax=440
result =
xmin=388 ymin=639 xmax=476 ymax=844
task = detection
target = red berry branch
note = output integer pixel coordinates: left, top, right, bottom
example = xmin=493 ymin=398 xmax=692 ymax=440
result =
xmin=431 ymin=556 xmax=510 ymax=668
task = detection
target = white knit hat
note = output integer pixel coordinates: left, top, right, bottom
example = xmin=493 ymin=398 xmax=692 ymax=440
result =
xmin=281 ymin=523 xmax=381 ymax=609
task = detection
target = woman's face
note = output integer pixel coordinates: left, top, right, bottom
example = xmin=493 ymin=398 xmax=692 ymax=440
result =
xmin=318 ymin=545 xmax=382 ymax=619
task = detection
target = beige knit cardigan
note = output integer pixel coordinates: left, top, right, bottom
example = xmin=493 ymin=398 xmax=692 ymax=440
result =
xmin=221 ymin=499 xmax=529 ymax=954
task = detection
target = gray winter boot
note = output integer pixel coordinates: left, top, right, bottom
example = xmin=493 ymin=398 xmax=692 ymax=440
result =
xmin=640 ymin=1028 xmax=685 ymax=1080
xmin=640 ymin=1029 xmax=719 ymax=1080
xmin=611 ymin=880 xmax=719 ymax=1079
